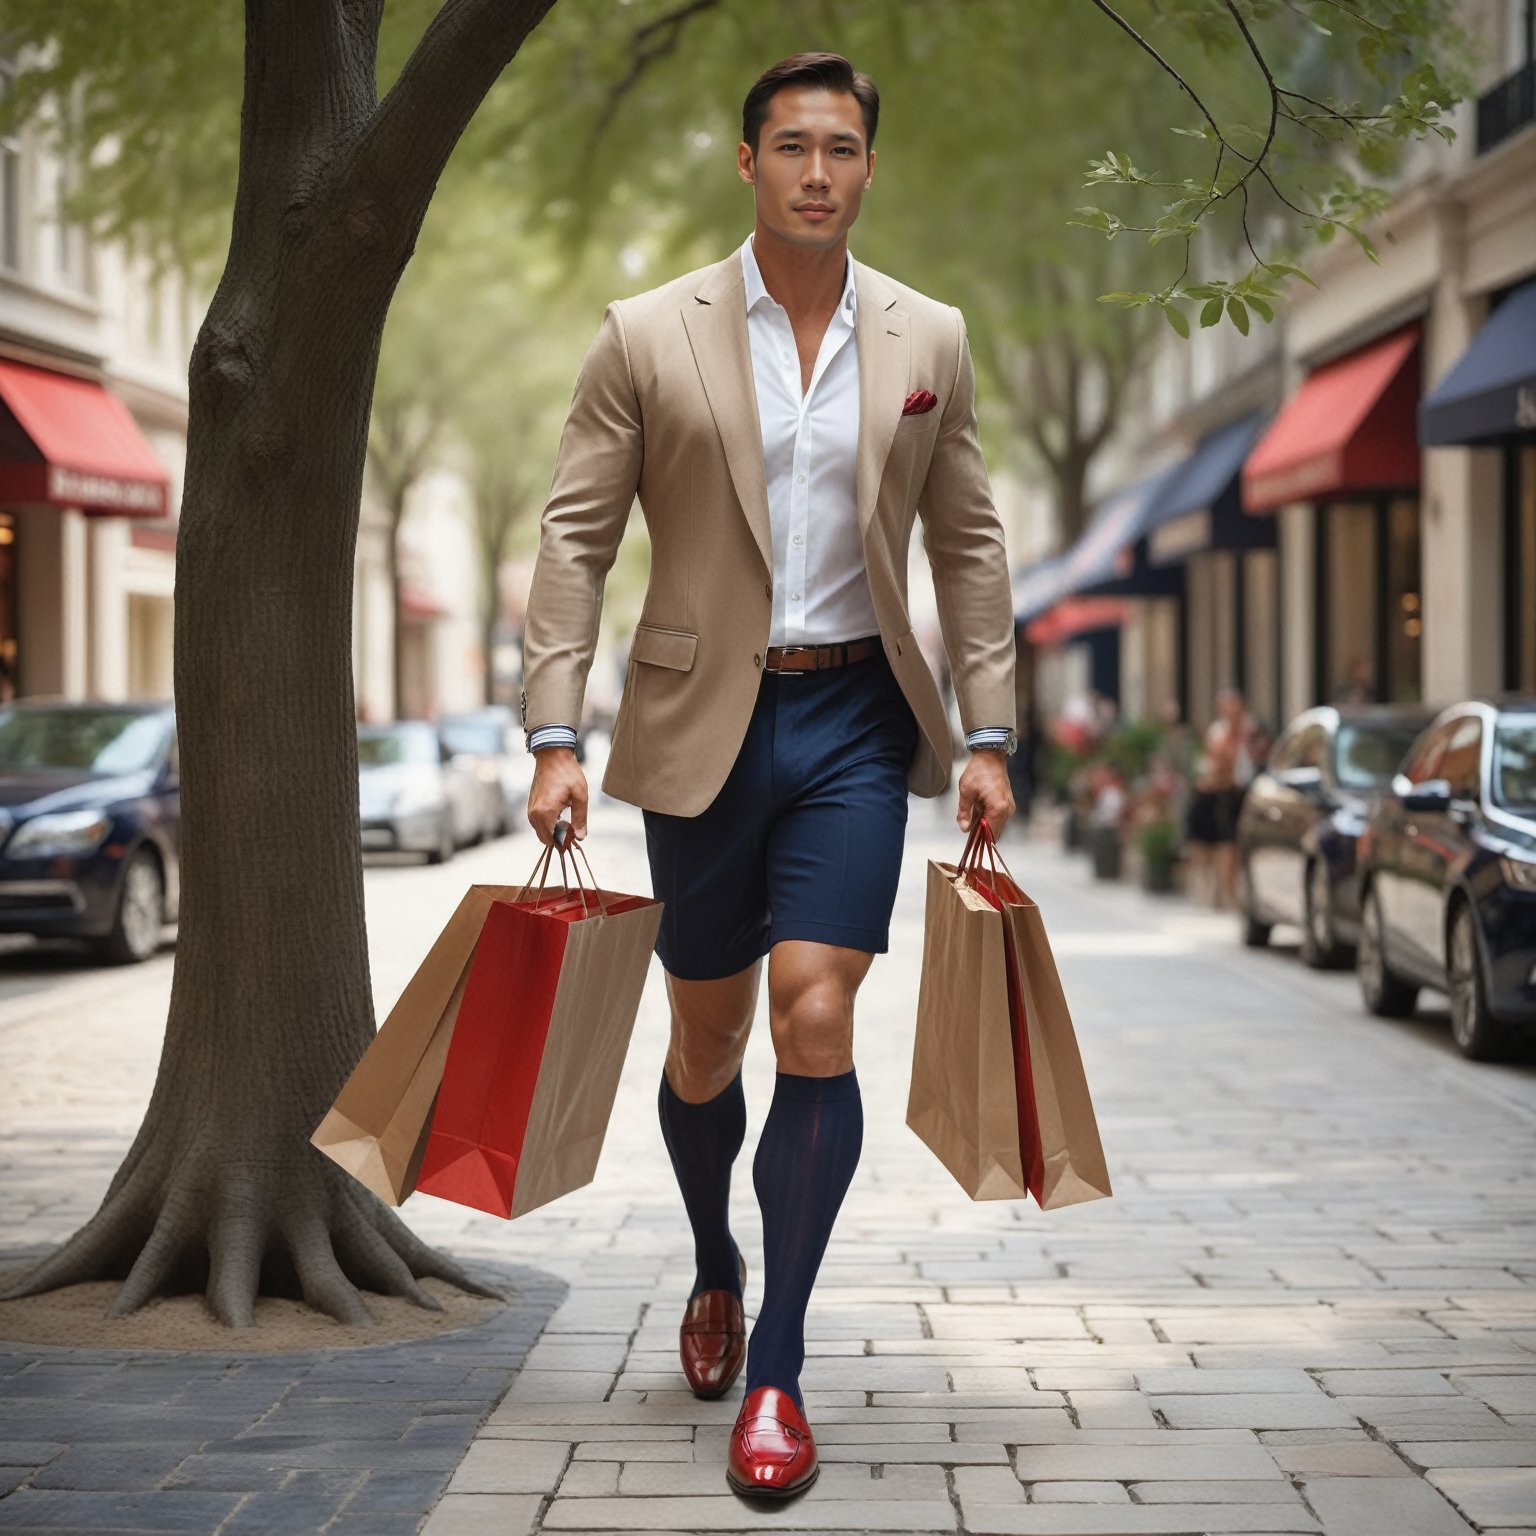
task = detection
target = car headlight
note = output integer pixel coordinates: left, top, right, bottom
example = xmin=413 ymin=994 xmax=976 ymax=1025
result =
xmin=6 ymin=809 xmax=113 ymax=859
xmin=392 ymin=787 xmax=442 ymax=817
xmin=1500 ymin=856 xmax=1536 ymax=891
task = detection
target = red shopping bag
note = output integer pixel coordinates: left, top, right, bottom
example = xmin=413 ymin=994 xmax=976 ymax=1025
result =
xmin=413 ymin=834 xmax=662 ymax=1219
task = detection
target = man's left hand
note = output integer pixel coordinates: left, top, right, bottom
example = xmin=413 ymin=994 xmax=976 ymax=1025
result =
xmin=957 ymin=749 xmax=1015 ymax=839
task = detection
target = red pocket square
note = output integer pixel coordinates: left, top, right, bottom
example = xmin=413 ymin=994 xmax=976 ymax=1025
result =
xmin=901 ymin=389 xmax=938 ymax=417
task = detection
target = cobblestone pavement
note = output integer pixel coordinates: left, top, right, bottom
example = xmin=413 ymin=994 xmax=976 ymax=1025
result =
xmin=2 ymin=792 xmax=1534 ymax=1534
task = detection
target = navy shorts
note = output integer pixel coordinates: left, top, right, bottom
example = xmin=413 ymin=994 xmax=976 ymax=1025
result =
xmin=642 ymin=647 xmax=920 ymax=981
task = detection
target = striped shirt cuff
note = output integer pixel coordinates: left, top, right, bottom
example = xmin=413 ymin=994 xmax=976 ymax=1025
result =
xmin=527 ymin=724 xmax=579 ymax=754
xmin=966 ymin=727 xmax=1013 ymax=753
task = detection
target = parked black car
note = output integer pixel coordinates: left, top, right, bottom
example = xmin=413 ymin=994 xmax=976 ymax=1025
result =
xmin=1239 ymin=705 xmax=1433 ymax=967
xmin=1356 ymin=698 xmax=1536 ymax=1060
xmin=0 ymin=700 xmax=179 ymax=963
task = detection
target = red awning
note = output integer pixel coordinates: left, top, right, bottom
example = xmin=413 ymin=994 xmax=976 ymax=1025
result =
xmin=0 ymin=358 xmax=170 ymax=517
xmin=1025 ymin=596 xmax=1129 ymax=647
xmin=1242 ymin=325 xmax=1421 ymax=513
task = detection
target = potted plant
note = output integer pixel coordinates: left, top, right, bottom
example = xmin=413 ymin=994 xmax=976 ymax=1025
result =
xmin=1138 ymin=819 xmax=1180 ymax=893
xmin=1088 ymin=820 xmax=1122 ymax=880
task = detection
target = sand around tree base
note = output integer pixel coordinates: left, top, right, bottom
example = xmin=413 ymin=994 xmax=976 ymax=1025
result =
xmin=0 ymin=1272 xmax=506 ymax=1352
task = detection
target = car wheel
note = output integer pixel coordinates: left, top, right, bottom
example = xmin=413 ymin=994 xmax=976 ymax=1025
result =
xmin=1301 ymin=860 xmax=1345 ymax=970
xmin=1240 ymin=865 xmax=1271 ymax=948
xmin=1449 ymin=903 xmax=1508 ymax=1062
xmin=426 ymin=816 xmax=455 ymax=866
xmin=1357 ymin=887 xmax=1418 ymax=1019
xmin=98 ymin=850 xmax=164 ymax=965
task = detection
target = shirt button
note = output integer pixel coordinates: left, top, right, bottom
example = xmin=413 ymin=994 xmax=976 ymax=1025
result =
xmin=793 ymin=535 xmax=804 ymax=546
xmin=796 ymin=474 xmax=806 ymax=484
xmin=791 ymin=592 xmax=801 ymax=602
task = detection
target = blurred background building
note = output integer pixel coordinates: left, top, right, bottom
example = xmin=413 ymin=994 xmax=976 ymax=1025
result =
xmin=0 ymin=53 xmax=485 ymax=721
xmin=1018 ymin=0 xmax=1536 ymax=735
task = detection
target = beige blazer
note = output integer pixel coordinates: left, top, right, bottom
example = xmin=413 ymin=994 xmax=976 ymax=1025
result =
xmin=521 ymin=248 xmax=1016 ymax=818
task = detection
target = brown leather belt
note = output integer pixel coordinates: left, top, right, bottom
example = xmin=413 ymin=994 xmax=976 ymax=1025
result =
xmin=763 ymin=637 xmax=881 ymax=673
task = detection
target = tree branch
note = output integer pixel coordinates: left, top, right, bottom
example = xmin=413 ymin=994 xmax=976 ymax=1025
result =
xmin=350 ymin=0 xmax=557 ymax=238
xmin=581 ymin=0 xmax=723 ymax=172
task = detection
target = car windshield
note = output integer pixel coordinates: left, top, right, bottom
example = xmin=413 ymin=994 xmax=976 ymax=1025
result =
xmin=358 ymin=726 xmax=438 ymax=767
xmin=1492 ymin=717 xmax=1536 ymax=812
xmin=1333 ymin=723 xmax=1423 ymax=789
xmin=438 ymin=721 xmax=502 ymax=756
xmin=0 ymin=707 xmax=169 ymax=775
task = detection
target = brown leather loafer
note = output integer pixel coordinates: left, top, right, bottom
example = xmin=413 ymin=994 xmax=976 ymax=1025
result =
xmin=679 ymin=1250 xmax=746 ymax=1399
xmin=726 ymin=1384 xmax=819 ymax=1499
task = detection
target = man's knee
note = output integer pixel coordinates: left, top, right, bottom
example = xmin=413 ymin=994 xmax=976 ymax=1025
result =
xmin=664 ymin=962 xmax=759 ymax=1101
xmin=768 ymin=949 xmax=866 ymax=1076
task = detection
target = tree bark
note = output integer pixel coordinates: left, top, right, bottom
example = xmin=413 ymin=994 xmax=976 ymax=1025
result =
xmin=3 ymin=0 xmax=557 ymax=1326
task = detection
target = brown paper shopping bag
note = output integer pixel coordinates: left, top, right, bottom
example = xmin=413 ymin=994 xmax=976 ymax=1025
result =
xmin=909 ymin=819 xmax=1112 ymax=1210
xmin=311 ymin=883 xmax=519 ymax=1204
xmin=908 ymin=854 xmax=1030 ymax=1200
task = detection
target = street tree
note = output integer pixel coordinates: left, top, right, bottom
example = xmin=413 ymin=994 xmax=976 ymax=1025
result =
xmin=0 ymin=0 xmax=1467 ymax=1325
xmin=1 ymin=0 xmax=561 ymax=1326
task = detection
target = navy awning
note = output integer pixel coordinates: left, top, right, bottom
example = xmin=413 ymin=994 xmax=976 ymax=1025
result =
xmin=1420 ymin=279 xmax=1536 ymax=447
xmin=1145 ymin=412 xmax=1274 ymax=567
xmin=1047 ymin=463 xmax=1185 ymax=601
xmin=1013 ymin=554 xmax=1067 ymax=624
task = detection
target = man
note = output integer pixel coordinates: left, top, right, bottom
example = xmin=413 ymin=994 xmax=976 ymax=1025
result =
xmin=521 ymin=53 xmax=1017 ymax=1499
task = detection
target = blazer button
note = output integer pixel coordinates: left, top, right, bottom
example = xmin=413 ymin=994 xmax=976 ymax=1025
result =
xmin=764 ymin=583 xmax=771 ymax=599
xmin=753 ymin=653 xmax=762 ymax=668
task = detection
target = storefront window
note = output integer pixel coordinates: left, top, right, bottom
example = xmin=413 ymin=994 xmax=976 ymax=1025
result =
xmin=1326 ymin=503 xmax=1377 ymax=701
xmin=1385 ymin=497 xmax=1423 ymax=703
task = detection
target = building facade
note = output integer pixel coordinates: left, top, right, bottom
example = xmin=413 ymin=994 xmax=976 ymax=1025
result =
xmin=1019 ymin=0 xmax=1536 ymax=735
xmin=0 ymin=57 xmax=486 ymax=720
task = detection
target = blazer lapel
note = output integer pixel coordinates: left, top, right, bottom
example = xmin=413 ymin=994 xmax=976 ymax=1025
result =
xmin=680 ymin=255 xmax=773 ymax=574
xmin=853 ymin=259 xmax=910 ymax=540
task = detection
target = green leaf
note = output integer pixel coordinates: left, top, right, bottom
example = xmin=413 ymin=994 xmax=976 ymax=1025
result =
xmin=1227 ymin=297 xmax=1249 ymax=335
xmin=1261 ymin=262 xmax=1319 ymax=289
xmin=1200 ymin=297 xmax=1224 ymax=328
xmin=1162 ymin=303 xmax=1190 ymax=339
xmin=1246 ymin=296 xmax=1274 ymax=324
xmin=1170 ymin=126 xmax=1209 ymax=139
xmin=1342 ymin=222 xmax=1380 ymax=263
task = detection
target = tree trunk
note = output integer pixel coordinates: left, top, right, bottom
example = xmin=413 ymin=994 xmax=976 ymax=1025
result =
xmin=2 ymin=0 xmax=558 ymax=1326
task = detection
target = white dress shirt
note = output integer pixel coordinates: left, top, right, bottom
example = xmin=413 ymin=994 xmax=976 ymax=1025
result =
xmin=740 ymin=232 xmax=879 ymax=649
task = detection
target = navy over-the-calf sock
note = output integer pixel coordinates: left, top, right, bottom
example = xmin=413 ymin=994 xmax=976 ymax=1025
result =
xmin=658 ymin=1066 xmax=747 ymax=1298
xmin=746 ymin=1068 xmax=864 ymax=1406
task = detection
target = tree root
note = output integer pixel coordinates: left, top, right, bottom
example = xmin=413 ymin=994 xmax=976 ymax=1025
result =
xmin=1 ymin=1148 xmax=500 ymax=1327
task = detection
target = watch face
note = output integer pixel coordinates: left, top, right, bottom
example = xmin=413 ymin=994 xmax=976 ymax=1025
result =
xmin=1005 ymin=730 xmax=1020 ymax=757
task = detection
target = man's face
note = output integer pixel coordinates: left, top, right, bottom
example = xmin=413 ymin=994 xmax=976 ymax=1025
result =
xmin=738 ymin=85 xmax=873 ymax=249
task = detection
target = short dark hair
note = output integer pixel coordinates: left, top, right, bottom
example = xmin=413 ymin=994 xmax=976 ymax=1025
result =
xmin=742 ymin=53 xmax=879 ymax=159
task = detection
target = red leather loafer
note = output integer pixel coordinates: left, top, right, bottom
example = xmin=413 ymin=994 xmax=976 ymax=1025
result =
xmin=726 ymin=1385 xmax=819 ymax=1499
xmin=680 ymin=1251 xmax=746 ymax=1399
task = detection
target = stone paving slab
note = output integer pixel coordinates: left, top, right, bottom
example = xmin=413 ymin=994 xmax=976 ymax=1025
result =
xmin=4 ymin=810 xmax=1535 ymax=1534
xmin=0 ymin=1263 xmax=558 ymax=1531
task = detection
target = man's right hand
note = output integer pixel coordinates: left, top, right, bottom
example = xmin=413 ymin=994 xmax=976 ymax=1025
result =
xmin=528 ymin=748 xmax=589 ymax=846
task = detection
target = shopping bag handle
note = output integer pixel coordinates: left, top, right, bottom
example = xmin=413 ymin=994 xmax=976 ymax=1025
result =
xmin=514 ymin=822 xmax=610 ymax=915
xmin=956 ymin=816 xmax=1019 ymax=893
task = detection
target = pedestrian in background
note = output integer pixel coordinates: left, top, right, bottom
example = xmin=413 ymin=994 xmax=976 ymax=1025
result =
xmin=1188 ymin=686 xmax=1256 ymax=910
xmin=519 ymin=53 xmax=1018 ymax=1501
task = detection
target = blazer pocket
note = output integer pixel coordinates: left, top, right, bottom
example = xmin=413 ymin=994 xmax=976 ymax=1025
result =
xmin=895 ymin=409 xmax=940 ymax=436
xmin=630 ymin=622 xmax=699 ymax=672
